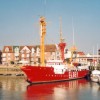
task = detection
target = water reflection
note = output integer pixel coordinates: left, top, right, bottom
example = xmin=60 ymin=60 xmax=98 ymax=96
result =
xmin=25 ymin=79 xmax=93 ymax=100
xmin=0 ymin=76 xmax=100 ymax=100
xmin=0 ymin=76 xmax=27 ymax=92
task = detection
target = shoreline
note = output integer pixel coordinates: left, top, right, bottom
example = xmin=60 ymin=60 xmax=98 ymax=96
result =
xmin=0 ymin=64 xmax=25 ymax=76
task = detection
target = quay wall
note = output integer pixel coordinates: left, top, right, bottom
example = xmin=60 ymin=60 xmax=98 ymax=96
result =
xmin=0 ymin=64 xmax=25 ymax=76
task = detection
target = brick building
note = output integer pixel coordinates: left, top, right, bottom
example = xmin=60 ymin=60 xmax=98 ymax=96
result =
xmin=2 ymin=44 xmax=59 ymax=65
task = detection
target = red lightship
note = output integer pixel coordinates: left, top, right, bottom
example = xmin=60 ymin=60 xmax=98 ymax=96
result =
xmin=21 ymin=17 xmax=89 ymax=84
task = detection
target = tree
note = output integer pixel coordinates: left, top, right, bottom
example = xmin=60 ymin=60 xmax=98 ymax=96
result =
xmin=10 ymin=61 xmax=14 ymax=64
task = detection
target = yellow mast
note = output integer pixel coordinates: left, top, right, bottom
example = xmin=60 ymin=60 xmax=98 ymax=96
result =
xmin=40 ymin=17 xmax=46 ymax=66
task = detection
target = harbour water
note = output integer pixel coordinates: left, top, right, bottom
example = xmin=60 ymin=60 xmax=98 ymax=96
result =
xmin=0 ymin=76 xmax=100 ymax=100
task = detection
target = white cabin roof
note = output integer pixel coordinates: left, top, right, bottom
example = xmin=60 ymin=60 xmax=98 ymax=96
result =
xmin=47 ymin=60 xmax=63 ymax=63
xmin=92 ymin=70 xmax=100 ymax=75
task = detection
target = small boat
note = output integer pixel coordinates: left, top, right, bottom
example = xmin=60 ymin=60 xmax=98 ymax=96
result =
xmin=90 ymin=70 xmax=100 ymax=83
xmin=21 ymin=16 xmax=89 ymax=84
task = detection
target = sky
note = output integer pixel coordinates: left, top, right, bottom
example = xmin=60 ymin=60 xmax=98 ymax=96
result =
xmin=0 ymin=0 xmax=100 ymax=54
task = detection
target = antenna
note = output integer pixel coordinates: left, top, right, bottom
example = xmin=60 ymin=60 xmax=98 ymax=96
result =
xmin=72 ymin=17 xmax=75 ymax=45
xmin=59 ymin=17 xmax=64 ymax=43
xmin=44 ymin=0 xmax=47 ymax=17
xmin=97 ymin=44 xmax=99 ymax=64
xmin=92 ymin=46 xmax=94 ymax=66
xmin=70 ymin=17 xmax=77 ymax=52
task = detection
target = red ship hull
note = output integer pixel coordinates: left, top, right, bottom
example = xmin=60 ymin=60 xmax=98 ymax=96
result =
xmin=21 ymin=66 xmax=89 ymax=84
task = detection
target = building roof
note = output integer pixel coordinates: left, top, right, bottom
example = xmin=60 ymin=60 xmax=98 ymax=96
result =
xmin=2 ymin=44 xmax=57 ymax=53
xmin=3 ymin=46 xmax=13 ymax=53
xmin=77 ymin=52 xmax=85 ymax=55
xmin=45 ymin=44 xmax=56 ymax=52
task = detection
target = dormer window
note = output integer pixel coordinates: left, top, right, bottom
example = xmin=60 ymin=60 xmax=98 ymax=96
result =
xmin=36 ymin=47 xmax=40 ymax=56
xmin=15 ymin=47 xmax=19 ymax=53
xmin=20 ymin=46 xmax=31 ymax=53
xmin=32 ymin=48 xmax=35 ymax=54
xmin=36 ymin=47 xmax=40 ymax=53
xmin=5 ymin=47 xmax=9 ymax=52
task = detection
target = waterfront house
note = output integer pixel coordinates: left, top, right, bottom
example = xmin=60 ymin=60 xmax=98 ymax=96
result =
xmin=2 ymin=46 xmax=14 ymax=65
xmin=2 ymin=45 xmax=100 ymax=66
xmin=2 ymin=44 xmax=58 ymax=65
xmin=13 ymin=46 xmax=20 ymax=64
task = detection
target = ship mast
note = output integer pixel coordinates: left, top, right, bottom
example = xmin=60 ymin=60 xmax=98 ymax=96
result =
xmin=40 ymin=16 xmax=46 ymax=66
xmin=59 ymin=18 xmax=63 ymax=43
xmin=70 ymin=18 xmax=77 ymax=63
xmin=58 ymin=18 xmax=66 ymax=60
